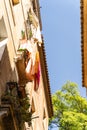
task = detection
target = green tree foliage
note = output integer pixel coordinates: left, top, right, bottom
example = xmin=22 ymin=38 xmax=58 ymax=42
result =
xmin=50 ymin=81 xmax=87 ymax=130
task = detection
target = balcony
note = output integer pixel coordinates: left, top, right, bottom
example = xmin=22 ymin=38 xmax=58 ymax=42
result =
xmin=1 ymin=81 xmax=32 ymax=129
xmin=14 ymin=49 xmax=35 ymax=85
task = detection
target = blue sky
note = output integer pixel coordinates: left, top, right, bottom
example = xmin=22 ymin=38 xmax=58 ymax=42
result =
xmin=40 ymin=0 xmax=86 ymax=99
xmin=39 ymin=1 xmax=87 ymax=129
xmin=39 ymin=1 xmax=87 ymax=130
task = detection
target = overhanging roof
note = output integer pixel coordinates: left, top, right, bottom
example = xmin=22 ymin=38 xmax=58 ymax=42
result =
xmin=80 ymin=0 xmax=87 ymax=88
xmin=38 ymin=36 xmax=53 ymax=118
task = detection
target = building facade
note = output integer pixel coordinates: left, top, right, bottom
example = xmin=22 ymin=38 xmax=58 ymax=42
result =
xmin=0 ymin=0 xmax=53 ymax=130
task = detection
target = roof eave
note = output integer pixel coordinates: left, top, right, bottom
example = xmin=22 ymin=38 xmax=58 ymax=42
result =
xmin=80 ymin=0 xmax=87 ymax=88
xmin=38 ymin=36 xmax=53 ymax=118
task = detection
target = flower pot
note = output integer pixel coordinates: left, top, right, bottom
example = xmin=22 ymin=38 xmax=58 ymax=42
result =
xmin=19 ymin=39 xmax=27 ymax=45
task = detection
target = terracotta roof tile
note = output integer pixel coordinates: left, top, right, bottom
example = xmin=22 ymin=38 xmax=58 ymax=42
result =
xmin=80 ymin=0 xmax=87 ymax=87
xmin=38 ymin=35 xmax=53 ymax=117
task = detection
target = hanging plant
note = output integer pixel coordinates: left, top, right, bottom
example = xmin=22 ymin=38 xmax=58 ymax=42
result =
xmin=1 ymin=87 xmax=32 ymax=129
xmin=25 ymin=21 xmax=33 ymax=40
xmin=26 ymin=28 xmax=33 ymax=40
xmin=21 ymin=30 xmax=26 ymax=39
xmin=15 ymin=96 xmax=32 ymax=128
xmin=29 ymin=29 xmax=33 ymax=39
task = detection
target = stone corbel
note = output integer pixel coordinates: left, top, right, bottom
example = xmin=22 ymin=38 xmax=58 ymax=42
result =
xmin=12 ymin=0 xmax=19 ymax=5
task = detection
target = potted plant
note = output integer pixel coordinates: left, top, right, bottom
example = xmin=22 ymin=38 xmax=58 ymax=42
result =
xmin=1 ymin=87 xmax=32 ymax=129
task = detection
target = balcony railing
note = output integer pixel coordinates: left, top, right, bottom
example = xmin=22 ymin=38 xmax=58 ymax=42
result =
xmin=1 ymin=81 xmax=32 ymax=129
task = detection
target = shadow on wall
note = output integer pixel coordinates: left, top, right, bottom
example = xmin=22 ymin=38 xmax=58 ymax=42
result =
xmin=0 ymin=45 xmax=17 ymax=96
